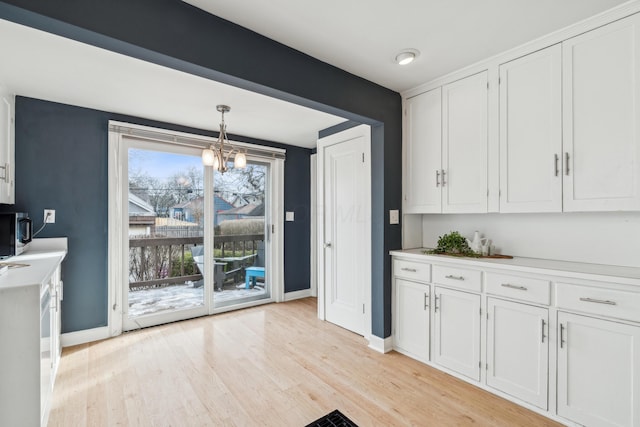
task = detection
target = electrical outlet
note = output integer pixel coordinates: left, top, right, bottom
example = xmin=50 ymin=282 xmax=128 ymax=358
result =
xmin=44 ymin=209 xmax=56 ymax=224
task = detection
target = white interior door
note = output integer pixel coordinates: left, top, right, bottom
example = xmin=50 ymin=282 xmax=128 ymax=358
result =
xmin=317 ymin=125 xmax=371 ymax=337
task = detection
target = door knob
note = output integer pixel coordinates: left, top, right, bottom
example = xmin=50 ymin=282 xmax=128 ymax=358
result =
xmin=324 ymin=242 xmax=332 ymax=248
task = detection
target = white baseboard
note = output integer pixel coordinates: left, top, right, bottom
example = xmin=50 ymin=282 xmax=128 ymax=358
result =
xmin=283 ymin=289 xmax=312 ymax=301
xmin=368 ymin=334 xmax=393 ymax=353
xmin=61 ymin=326 xmax=110 ymax=347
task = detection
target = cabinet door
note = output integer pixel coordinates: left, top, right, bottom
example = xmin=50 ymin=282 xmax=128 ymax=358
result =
xmin=486 ymin=298 xmax=548 ymax=409
xmin=442 ymin=71 xmax=488 ymax=213
xmin=0 ymin=85 xmax=14 ymax=204
xmin=563 ymin=14 xmax=640 ymax=211
xmin=404 ymin=88 xmax=442 ymax=213
xmin=394 ymin=279 xmax=430 ymax=361
xmin=499 ymin=45 xmax=562 ymax=213
xmin=433 ymin=286 xmax=481 ymax=381
xmin=558 ymin=312 xmax=640 ymax=427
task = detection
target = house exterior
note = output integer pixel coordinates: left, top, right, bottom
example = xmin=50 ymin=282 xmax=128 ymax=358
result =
xmin=216 ymin=202 xmax=264 ymax=223
xmin=128 ymin=192 xmax=156 ymax=237
xmin=170 ymin=195 xmax=235 ymax=226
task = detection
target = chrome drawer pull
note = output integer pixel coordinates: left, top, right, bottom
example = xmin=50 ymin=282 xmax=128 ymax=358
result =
xmin=445 ymin=275 xmax=464 ymax=281
xmin=501 ymin=283 xmax=527 ymax=291
xmin=401 ymin=267 xmax=417 ymax=273
xmin=579 ymin=297 xmax=617 ymax=306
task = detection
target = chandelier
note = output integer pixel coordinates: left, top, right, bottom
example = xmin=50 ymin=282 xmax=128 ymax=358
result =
xmin=201 ymin=105 xmax=247 ymax=173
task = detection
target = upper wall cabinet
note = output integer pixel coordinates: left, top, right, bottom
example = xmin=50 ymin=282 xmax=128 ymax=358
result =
xmin=0 ymin=85 xmax=15 ymax=205
xmin=405 ymin=88 xmax=442 ymax=213
xmin=499 ymin=45 xmax=562 ymax=213
xmin=442 ymin=72 xmax=488 ymax=213
xmin=404 ymin=72 xmax=488 ymax=214
xmin=562 ymin=13 xmax=640 ymax=211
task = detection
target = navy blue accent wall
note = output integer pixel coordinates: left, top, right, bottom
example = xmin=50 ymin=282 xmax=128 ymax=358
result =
xmin=318 ymin=121 xmax=361 ymax=139
xmin=0 ymin=0 xmax=402 ymax=338
xmin=7 ymin=96 xmax=313 ymax=333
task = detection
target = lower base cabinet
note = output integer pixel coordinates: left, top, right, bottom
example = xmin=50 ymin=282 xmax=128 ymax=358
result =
xmin=394 ymin=279 xmax=430 ymax=361
xmin=557 ymin=312 xmax=640 ymax=427
xmin=486 ymin=298 xmax=549 ymax=410
xmin=433 ymin=287 xmax=481 ymax=381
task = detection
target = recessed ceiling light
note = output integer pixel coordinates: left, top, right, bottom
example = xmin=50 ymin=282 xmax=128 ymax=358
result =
xmin=395 ymin=49 xmax=420 ymax=65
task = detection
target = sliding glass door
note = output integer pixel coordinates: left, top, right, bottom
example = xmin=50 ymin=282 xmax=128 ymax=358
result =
xmin=123 ymin=140 xmax=211 ymax=330
xmin=212 ymin=160 xmax=271 ymax=309
xmin=118 ymin=134 xmax=276 ymax=331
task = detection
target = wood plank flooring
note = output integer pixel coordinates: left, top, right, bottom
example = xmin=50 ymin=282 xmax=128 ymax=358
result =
xmin=49 ymin=298 xmax=562 ymax=426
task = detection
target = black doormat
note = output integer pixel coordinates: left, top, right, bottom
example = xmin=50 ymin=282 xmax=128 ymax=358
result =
xmin=305 ymin=409 xmax=358 ymax=427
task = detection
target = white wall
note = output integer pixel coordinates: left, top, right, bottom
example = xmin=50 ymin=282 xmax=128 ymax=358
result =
xmin=418 ymin=212 xmax=640 ymax=268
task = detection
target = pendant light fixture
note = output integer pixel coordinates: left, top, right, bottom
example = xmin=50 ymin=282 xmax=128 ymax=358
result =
xmin=202 ymin=105 xmax=247 ymax=173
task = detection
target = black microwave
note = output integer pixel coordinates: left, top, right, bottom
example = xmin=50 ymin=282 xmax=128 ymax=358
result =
xmin=0 ymin=212 xmax=32 ymax=258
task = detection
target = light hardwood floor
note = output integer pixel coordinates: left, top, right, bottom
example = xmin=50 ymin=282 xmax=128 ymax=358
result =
xmin=49 ymin=298 xmax=562 ymax=426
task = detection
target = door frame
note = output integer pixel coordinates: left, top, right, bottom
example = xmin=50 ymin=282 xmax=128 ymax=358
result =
xmin=316 ymin=124 xmax=372 ymax=339
xmin=108 ymin=121 xmax=285 ymax=336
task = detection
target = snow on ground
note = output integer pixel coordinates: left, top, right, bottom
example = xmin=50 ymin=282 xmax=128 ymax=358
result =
xmin=128 ymin=283 xmax=267 ymax=317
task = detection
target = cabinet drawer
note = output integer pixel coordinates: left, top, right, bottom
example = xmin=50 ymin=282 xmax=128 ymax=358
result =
xmin=432 ymin=265 xmax=481 ymax=292
xmin=486 ymin=273 xmax=550 ymax=305
xmin=556 ymin=283 xmax=640 ymax=322
xmin=393 ymin=259 xmax=431 ymax=282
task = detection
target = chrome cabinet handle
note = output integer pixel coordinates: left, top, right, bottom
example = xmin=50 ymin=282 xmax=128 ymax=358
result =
xmin=541 ymin=319 xmax=546 ymax=343
xmin=434 ymin=295 xmax=440 ymax=313
xmin=501 ymin=283 xmax=527 ymax=291
xmin=565 ymin=152 xmax=570 ymax=176
xmin=560 ymin=323 xmax=566 ymax=348
xmin=401 ymin=267 xmax=417 ymax=273
xmin=579 ymin=297 xmax=616 ymax=306
xmin=0 ymin=163 xmax=8 ymax=182
xmin=436 ymin=170 xmax=440 ymax=187
xmin=424 ymin=293 xmax=429 ymax=310
xmin=445 ymin=275 xmax=464 ymax=281
xmin=554 ymin=154 xmax=559 ymax=177
xmin=441 ymin=169 xmax=446 ymax=186
xmin=323 ymin=242 xmax=332 ymax=248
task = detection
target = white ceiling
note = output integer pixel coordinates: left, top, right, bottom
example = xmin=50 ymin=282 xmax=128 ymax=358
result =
xmin=0 ymin=19 xmax=345 ymax=148
xmin=185 ymin=0 xmax=629 ymax=92
xmin=0 ymin=1 xmax=630 ymax=148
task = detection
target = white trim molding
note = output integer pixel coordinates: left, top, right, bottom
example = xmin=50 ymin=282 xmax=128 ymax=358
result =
xmin=61 ymin=327 xmax=110 ymax=348
xmin=283 ymin=289 xmax=313 ymax=301
xmin=368 ymin=334 xmax=394 ymax=354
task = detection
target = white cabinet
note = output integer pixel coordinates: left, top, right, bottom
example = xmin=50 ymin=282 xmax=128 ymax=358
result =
xmin=499 ymin=45 xmax=562 ymax=213
xmin=0 ymin=85 xmax=15 ymax=204
xmin=433 ymin=286 xmax=481 ymax=381
xmin=486 ymin=298 xmax=548 ymax=410
xmin=0 ymin=253 xmax=66 ymax=427
xmin=562 ymin=13 xmax=640 ymax=212
xmin=442 ymin=71 xmax=488 ymax=213
xmin=557 ymin=312 xmax=640 ymax=427
xmin=404 ymin=88 xmax=442 ymax=213
xmin=50 ymin=266 xmax=63 ymax=376
xmin=393 ymin=278 xmax=430 ymax=361
xmin=403 ymin=71 xmax=488 ymax=214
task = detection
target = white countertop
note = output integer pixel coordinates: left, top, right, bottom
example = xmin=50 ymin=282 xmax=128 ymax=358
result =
xmin=0 ymin=238 xmax=67 ymax=290
xmin=390 ymin=248 xmax=640 ymax=286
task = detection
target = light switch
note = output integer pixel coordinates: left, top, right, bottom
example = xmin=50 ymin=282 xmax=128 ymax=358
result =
xmin=286 ymin=211 xmax=295 ymax=222
xmin=389 ymin=209 xmax=399 ymax=225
